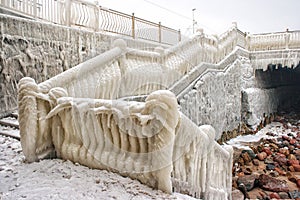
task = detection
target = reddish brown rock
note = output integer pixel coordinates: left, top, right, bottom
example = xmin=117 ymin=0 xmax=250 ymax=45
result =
xmin=274 ymin=167 xmax=286 ymax=176
xmin=287 ymin=172 xmax=297 ymax=183
xmin=258 ymin=174 xmax=289 ymax=192
xmin=269 ymin=192 xmax=280 ymax=199
xmin=273 ymin=154 xmax=287 ymax=165
xmin=263 ymin=147 xmax=272 ymax=156
xmin=295 ymin=149 xmax=300 ymax=156
xmin=288 ymin=159 xmax=299 ymax=166
xmin=253 ymin=159 xmax=260 ymax=166
xmin=257 ymin=152 xmax=267 ymax=161
xmin=292 ymin=164 xmax=300 ymax=172
xmin=290 ymin=139 xmax=296 ymax=145
xmin=297 ymin=179 xmax=300 ymax=188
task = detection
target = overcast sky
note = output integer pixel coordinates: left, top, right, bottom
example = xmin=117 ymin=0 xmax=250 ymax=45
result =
xmin=97 ymin=0 xmax=300 ymax=36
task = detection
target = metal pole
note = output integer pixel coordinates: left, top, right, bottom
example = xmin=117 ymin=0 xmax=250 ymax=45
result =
xmin=192 ymin=8 xmax=196 ymax=34
xmin=132 ymin=13 xmax=135 ymax=39
xmin=158 ymin=22 xmax=161 ymax=43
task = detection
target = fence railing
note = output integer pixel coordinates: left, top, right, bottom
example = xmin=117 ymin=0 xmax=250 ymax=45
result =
xmin=1 ymin=0 xmax=181 ymax=45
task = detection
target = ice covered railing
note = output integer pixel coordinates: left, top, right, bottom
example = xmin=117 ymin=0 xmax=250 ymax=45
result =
xmin=18 ymin=87 xmax=233 ymax=199
xmin=247 ymin=30 xmax=300 ymax=51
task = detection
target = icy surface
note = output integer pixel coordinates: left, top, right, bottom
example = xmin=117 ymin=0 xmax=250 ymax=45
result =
xmin=226 ymin=121 xmax=297 ymax=149
xmin=0 ymin=135 xmax=196 ymax=200
xmin=17 ymin=83 xmax=233 ymax=199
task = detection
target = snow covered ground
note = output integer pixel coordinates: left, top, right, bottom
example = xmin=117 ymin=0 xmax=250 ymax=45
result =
xmin=0 ymin=136 xmax=195 ymax=200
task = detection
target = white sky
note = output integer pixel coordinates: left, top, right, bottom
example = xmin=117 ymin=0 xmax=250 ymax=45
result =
xmin=95 ymin=0 xmax=300 ymax=36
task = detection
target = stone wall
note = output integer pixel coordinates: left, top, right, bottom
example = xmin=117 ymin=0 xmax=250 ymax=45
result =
xmin=242 ymin=66 xmax=300 ymax=128
xmin=0 ymin=14 xmax=166 ymax=114
xmin=178 ymin=58 xmax=244 ymax=139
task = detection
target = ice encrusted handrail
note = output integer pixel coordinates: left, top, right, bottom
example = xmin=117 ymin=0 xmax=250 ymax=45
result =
xmin=18 ymin=87 xmax=233 ymax=199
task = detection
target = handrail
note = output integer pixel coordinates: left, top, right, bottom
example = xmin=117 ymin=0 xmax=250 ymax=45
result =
xmin=1 ymin=0 xmax=181 ymax=45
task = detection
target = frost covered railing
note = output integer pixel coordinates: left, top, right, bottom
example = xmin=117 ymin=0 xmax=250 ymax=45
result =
xmin=18 ymin=84 xmax=233 ymax=199
xmin=0 ymin=0 xmax=181 ymax=45
xmin=247 ymin=30 xmax=300 ymax=51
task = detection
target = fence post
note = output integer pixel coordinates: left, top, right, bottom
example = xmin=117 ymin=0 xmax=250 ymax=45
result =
xmin=33 ymin=0 xmax=37 ymax=18
xmin=158 ymin=22 xmax=161 ymax=43
xmin=178 ymin=29 xmax=181 ymax=42
xmin=65 ymin=0 xmax=71 ymax=26
xmin=132 ymin=13 xmax=135 ymax=39
xmin=285 ymin=29 xmax=290 ymax=49
xmin=94 ymin=3 xmax=99 ymax=32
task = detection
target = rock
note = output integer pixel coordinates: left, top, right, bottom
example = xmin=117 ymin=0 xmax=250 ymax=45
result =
xmin=237 ymin=183 xmax=250 ymax=199
xmin=238 ymin=157 xmax=244 ymax=166
xmin=292 ymin=164 xmax=300 ymax=172
xmin=279 ymin=148 xmax=289 ymax=156
xmin=242 ymin=167 xmax=252 ymax=175
xmin=258 ymin=163 xmax=266 ymax=171
xmin=241 ymin=152 xmax=251 ymax=165
xmin=282 ymin=135 xmax=290 ymax=141
xmin=266 ymin=163 xmax=275 ymax=170
xmin=257 ymin=152 xmax=267 ymax=161
xmin=253 ymin=159 xmax=260 ymax=166
xmin=269 ymin=171 xmax=279 ymax=177
xmin=274 ymin=167 xmax=286 ymax=176
xmin=273 ymin=154 xmax=287 ymax=166
xmin=231 ymin=189 xmax=244 ymax=200
xmin=289 ymin=165 xmax=295 ymax=172
xmin=232 ymin=177 xmax=238 ymax=188
xmin=264 ymin=157 xmax=274 ymax=164
xmin=288 ymin=145 xmax=295 ymax=151
xmin=294 ymin=149 xmax=300 ymax=156
xmin=290 ymin=139 xmax=296 ymax=145
xmin=288 ymin=159 xmax=299 ymax=166
xmin=237 ymin=174 xmax=257 ymax=191
xmin=258 ymin=174 xmax=289 ymax=192
xmin=297 ymin=179 xmax=300 ymax=188
xmin=269 ymin=192 xmax=280 ymax=199
xmin=288 ymin=190 xmax=300 ymax=199
xmin=242 ymin=149 xmax=256 ymax=159
xmin=287 ymin=172 xmax=297 ymax=183
xmin=263 ymin=147 xmax=272 ymax=156
xmin=278 ymin=192 xmax=290 ymax=199
xmin=282 ymin=140 xmax=290 ymax=147
xmin=288 ymin=154 xmax=297 ymax=161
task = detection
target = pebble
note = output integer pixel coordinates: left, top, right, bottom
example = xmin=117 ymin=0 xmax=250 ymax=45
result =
xmin=278 ymin=192 xmax=290 ymax=199
xmin=258 ymin=174 xmax=289 ymax=192
xmin=269 ymin=192 xmax=280 ymax=199
xmin=253 ymin=159 xmax=260 ymax=166
xmin=257 ymin=152 xmax=267 ymax=161
xmin=231 ymin=189 xmax=244 ymax=200
xmin=266 ymin=163 xmax=275 ymax=170
xmin=292 ymin=164 xmax=300 ymax=172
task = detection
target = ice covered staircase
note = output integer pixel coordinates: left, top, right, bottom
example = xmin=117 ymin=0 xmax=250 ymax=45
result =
xmin=17 ymin=29 xmax=237 ymax=199
xmin=17 ymin=25 xmax=300 ymax=199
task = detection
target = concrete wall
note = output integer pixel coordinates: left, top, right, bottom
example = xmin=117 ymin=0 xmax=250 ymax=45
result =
xmin=0 ymin=14 xmax=167 ymax=114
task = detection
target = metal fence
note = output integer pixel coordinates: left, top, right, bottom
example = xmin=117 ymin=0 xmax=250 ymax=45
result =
xmin=1 ymin=0 xmax=181 ymax=45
